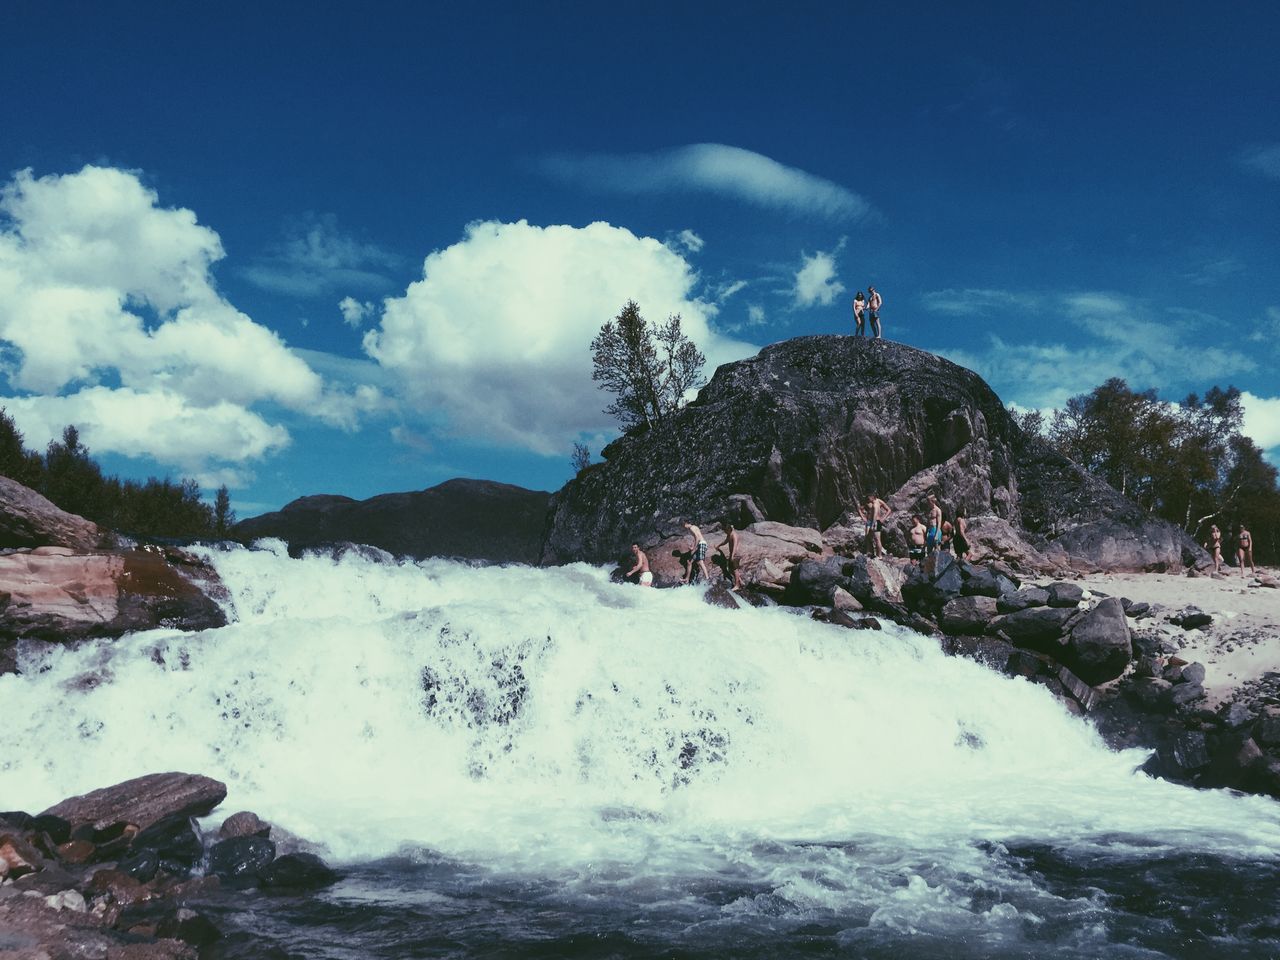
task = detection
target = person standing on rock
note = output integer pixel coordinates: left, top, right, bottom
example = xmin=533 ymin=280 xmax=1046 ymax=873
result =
xmin=1237 ymin=524 xmax=1256 ymax=579
xmin=925 ymin=493 xmax=943 ymax=556
xmin=954 ymin=506 xmax=971 ymax=561
xmin=859 ymin=495 xmax=892 ymax=557
xmin=682 ymin=521 xmax=711 ymax=585
xmin=627 ymin=544 xmax=653 ymax=586
xmin=718 ymin=523 xmax=745 ymax=591
xmin=852 ymin=291 xmax=866 ymax=337
xmin=867 ymin=285 xmax=883 ymax=339
xmin=1208 ymin=524 xmax=1223 ymax=574
xmin=909 ymin=515 xmax=927 ymax=565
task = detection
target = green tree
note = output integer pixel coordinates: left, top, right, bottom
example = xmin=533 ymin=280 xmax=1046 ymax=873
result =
xmin=591 ymin=300 xmax=706 ymax=429
xmin=214 ymin=484 xmax=235 ymax=537
xmin=43 ymin=425 xmax=105 ymax=519
xmin=0 ymin=408 xmax=43 ymax=487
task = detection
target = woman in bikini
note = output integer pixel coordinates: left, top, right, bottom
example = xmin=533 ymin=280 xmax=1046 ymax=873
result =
xmin=1208 ymin=524 xmax=1223 ymax=574
xmin=1237 ymin=525 xmax=1255 ymax=579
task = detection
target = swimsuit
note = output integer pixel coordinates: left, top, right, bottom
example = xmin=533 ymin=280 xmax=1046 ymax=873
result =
xmin=639 ymin=571 xmax=653 ymax=586
xmin=909 ymin=546 xmax=925 ymax=561
xmin=693 ymin=540 xmax=708 ymax=561
xmin=925 ymin=525 xmax=940 ymax=549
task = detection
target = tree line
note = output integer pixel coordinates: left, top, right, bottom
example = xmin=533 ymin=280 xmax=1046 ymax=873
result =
xmin=1015 ymin=379 xmax=1279 ymax=564
xmin=0 ymin=409 xmax=234 ymax=540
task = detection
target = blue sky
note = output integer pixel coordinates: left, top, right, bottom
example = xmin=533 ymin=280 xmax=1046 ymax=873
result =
xmin=3 ymin=1 xmax=1278 ymax=517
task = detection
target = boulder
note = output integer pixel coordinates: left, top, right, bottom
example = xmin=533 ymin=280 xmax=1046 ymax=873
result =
xmin=958 ymin=563 xmax=1001 ymax=598
xmin=259 ymin=851 xmax=338 ymax=890
xmin=1172 ymin=608 xmax=1213 ymax=630
xmin=939 ymin=595 xmax=999 ymax=635
xmin=901 ymin=551 xmax=964 ymax=615
xmin=207 ymin=835 xmax=277 ymax=881
xmin=41 ymin=772 xmax=227 ymax=835
xmin=1046 ymin=582 xmax=1085 ymax=607
xmin=634 ymin=520 xmax=824 ymax=588
xmin=218 ymin=811 xmax=271 ymax=840
xmin=0 ymin=475 xmax=104 ymax=551
xmin=997 ymin=586 xmax=1049 ymax=613
xmin=958 ymin=515 xmax=1055 ymax=573
xmin=987 ymin=606 xmax=1075 ymax=654
xmin=1066 ymin=596 xmax=1132 ymax=685
xmin=0 ymin=546 xmax=226 ymax=643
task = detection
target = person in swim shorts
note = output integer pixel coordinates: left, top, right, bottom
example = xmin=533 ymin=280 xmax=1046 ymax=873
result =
xmin=909 ymin=515 xmax=927 ymax=564
xmin=627 ymin=543 xmax=653 ymax=586
xmin=867 ymin=285 xmax=883 ymax=339
xmin=858 ymin=494 xmax=892 ymax=557
xmin=717 ymin=523 xmax=745 ymax=590
xmin=682 ymin=521 xmax=710 ymax=585
xmin=1237 ymin=524 xmax=1256 ymax=579
xmin=925 ymin=493 xmax=943 ymax=556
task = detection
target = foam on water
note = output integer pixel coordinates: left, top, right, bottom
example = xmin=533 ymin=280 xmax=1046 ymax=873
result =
xmin=1 ymin=543 xmax=1277 ymax=910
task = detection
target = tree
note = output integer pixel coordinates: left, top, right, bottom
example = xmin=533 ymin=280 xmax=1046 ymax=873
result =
xmin=570 ymin=443 xmax=591 ymax=475
xmin=0 ymin=408 xmax=42 ymax=487
xmin=43 ymin=425 xmax=105 ymax=519
xmin=591 ymin=300 xmax=706 ymax=429
xmin=214 ymin=485 xmax=235 ymax=537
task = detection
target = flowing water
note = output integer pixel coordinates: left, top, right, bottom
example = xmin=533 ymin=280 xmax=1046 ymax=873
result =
xmin=1 ymin=543 xmax=1277 ymax=958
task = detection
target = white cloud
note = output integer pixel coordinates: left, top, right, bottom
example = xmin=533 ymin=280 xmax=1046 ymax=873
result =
xmin=670 ymin=229 xmax=704 ymax=254
xmin=242 ymin=213 xmax=397 ymax=297
xmin=363 ymin=219 xmax=756 ymax=455
xmin=1240 ymin=143 xmax=1280 ymax=180
xmin=714 ymin=279 xmax=748 ymax=302
xmin=936 ymin=291 xmax=1258 ymax=411
xmin=919 ymin=288 xmax=1042 ymax=316
xmin=0 ymin=165 xmax=378 ymax=481
xmin=1241 ymin=391 xmax=1280 ymax=452
xmin=543 ymin=144 xmax=872 ymax=220
xmin=792 ymin=249 xmax=845 ymax=308
xmin=747 ymin=304 xmax=766 ymax=326
xmin=339 ymin=296 xmax=375 ymax=327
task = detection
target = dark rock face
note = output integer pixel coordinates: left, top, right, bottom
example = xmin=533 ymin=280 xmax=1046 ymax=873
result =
xmin=208 ymin=835 xmax=277 ymax=880
xmin=233 ymin=477 xmax=551 ymax=564
xmin=260 ymin=852 xmax=338 ymax=890
xmin=540 ymin=337 xmax=1204 ymax=573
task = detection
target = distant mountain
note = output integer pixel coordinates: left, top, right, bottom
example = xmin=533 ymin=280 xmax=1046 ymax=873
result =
xmin=232 ymin=478 xmax=552 ymax=563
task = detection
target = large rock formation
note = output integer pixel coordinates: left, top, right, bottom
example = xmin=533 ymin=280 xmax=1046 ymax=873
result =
xmin=0 ymin=476 xmax=106 ymax=551
xmin=233 ymin=477 xmax=551 ymax=563
xmin=541 ymin=337 xmax=1204 ymax=574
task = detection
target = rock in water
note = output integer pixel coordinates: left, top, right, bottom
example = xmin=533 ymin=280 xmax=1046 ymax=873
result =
xmin=539 ymin=337 xmax=1206 ymax=573
xmin=260 ymin=852 xmax=338 ymax=890
xmin=40 ymin=772 xmax=226 ymax=835
xmin=208 ymin=835 xmax=277 ymax=881
xmin=0 ymin=475 xmax=104 ymax=551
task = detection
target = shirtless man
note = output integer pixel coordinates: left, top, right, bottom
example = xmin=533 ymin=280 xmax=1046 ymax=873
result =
xmin=867 ymin=285 xmax=883 ymax=339
xmin=925 ymin=494 xmax=943 ymax=556
xmin=908 ymin=515 xmax=927 ymax=565
xmin=858 ymin=494 xmax=892 ymax=557
xmin=940 ymin=519 xmax=954 ymax=553
xmin=718 ymin=523 xmax=744 ymax=590
xmin=1238 ymin=524 xmax=1256 ymax=579
xmin=682 ymin=521 xmax=710 ymax=585
xmin=852 ymin=291 xmax=866 ymax=337
xmin=627 ymin=543 xmax=653 ymax=587
xmin=1208 ymin=524 xmax=1223 ymax=574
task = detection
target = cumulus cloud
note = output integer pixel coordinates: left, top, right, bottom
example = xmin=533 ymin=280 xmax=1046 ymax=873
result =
xmin=1240 ymin=144 xmax=1280 ymax=180
xmin=1241 ymin=391 xmax=1280 ymax=453
xmin=242 ymin=213 xmax=398 ymax=298
xmin=339 ymin=296 xmax=376 ymax=327
xmin=0 ymin=165 xmax=378 ymax=479
xmin=792 ymin=249 xmax=845 ymax=308
xmin=363 ymin=219 xmax=756 ymax=455
xmin=543 ymin=144 xmax=872 ymax=220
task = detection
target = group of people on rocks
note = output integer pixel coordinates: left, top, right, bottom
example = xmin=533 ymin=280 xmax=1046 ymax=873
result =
xmin=852 ymin=286 xmax=883 ymax=338
xmin=1206 ymin=522 xmax=1257 ymax=579
xmin=626 ymin=520 xmax=745 ymax=590
xmin=859 ymin=491 xmax=968 ymax=567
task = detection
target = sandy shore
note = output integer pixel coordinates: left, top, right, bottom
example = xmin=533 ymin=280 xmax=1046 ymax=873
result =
xmin=1068 ymin=566 xmax=1278 ymax=706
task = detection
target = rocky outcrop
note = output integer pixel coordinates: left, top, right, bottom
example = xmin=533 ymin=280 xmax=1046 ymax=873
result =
xmin=41 ymin=773 xmax=226 ymax=835
xmin=234 ymin=477 xmax=551 ymax=563
xmin=541 ymin=337 xmax=1206 ymax=574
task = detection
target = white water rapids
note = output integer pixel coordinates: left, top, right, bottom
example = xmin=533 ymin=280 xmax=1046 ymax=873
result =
xmin=2 ymin=542 xmax=1277 ymax=952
